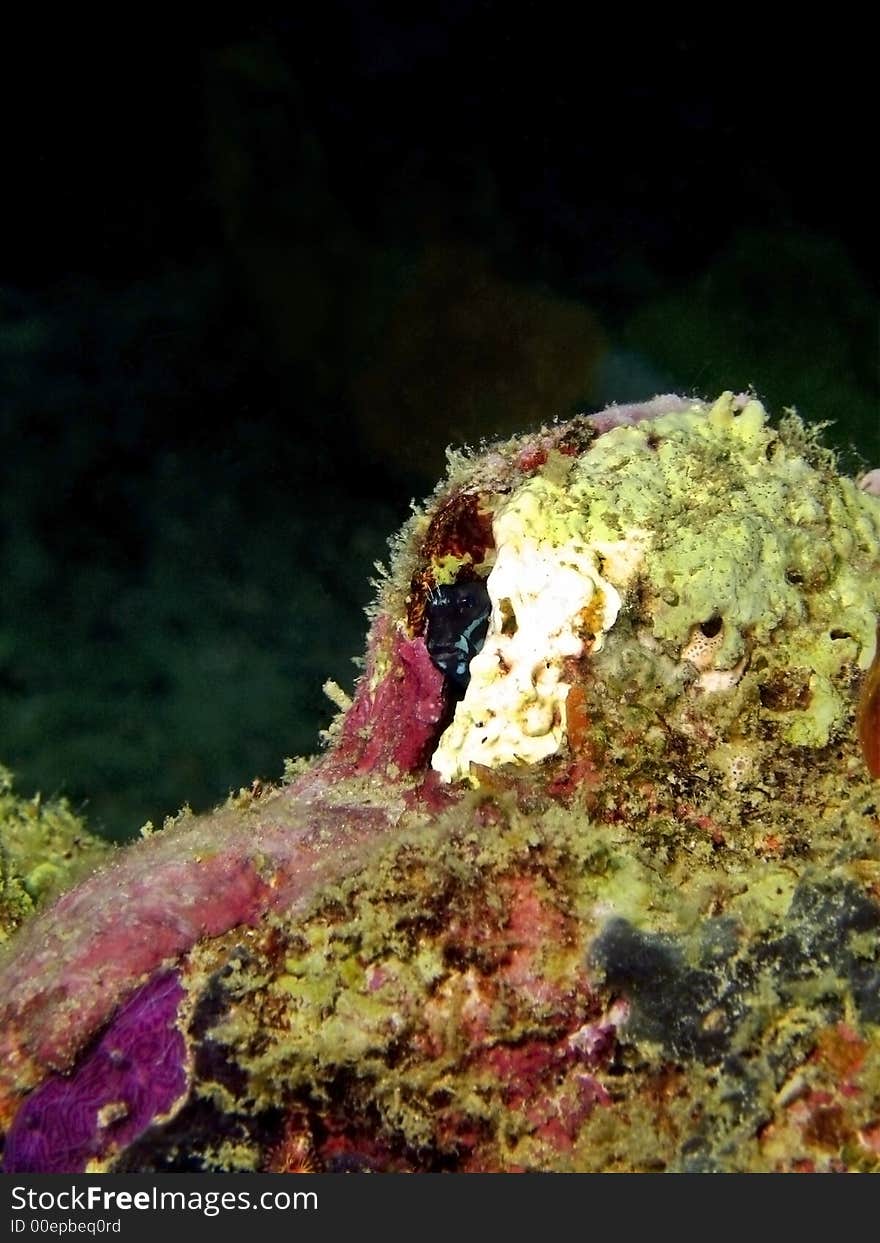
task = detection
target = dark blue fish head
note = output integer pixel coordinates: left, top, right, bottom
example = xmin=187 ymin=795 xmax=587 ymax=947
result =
xmin=424 ymin=579 xmax=491 ymax=692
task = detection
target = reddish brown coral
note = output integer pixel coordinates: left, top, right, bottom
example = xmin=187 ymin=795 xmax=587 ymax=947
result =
xmin=407 ymin=492 xmax=495 ymax=635
xmin=319 ymin=622 xmax=448 ymax=780
xmin=858 ymin=625 xmax=880 ymax=778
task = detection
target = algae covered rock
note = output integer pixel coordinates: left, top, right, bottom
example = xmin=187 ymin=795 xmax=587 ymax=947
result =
xmin=0 ymin=765 xmax=108 ymax=942
xmin=1 ymin=393 xmax=879 ymax=1173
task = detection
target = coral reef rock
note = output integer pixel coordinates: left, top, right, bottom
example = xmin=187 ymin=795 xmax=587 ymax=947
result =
xmin=2 ymin=392 xmax=879 ymax=1173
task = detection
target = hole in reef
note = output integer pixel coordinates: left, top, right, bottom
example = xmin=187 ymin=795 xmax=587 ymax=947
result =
xmin=499 ymin=597 xmax=517 ymax=636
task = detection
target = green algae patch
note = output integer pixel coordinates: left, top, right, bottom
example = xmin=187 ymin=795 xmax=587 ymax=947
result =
xmin=570 ymin=394 xmax=880 ymax=673
xmin=0 ymin=765 xmax=109 ymax=940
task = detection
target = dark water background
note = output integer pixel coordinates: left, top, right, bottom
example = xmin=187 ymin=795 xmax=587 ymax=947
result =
xmin=1 ymin=13 xmax=877 ymax=840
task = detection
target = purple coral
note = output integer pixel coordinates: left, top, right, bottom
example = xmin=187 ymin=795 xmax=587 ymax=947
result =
xmin=3 ymin=971 xmax=187 ymax=1173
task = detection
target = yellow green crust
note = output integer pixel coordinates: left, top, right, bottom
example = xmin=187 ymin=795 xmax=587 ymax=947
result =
xmin=0 ymin=766 xmax=108 ymax=940
xmin=178 ymin=764 xmax=880 ymax=1172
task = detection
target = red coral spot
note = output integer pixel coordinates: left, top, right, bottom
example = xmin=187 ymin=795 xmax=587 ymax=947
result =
xmin=516 ymin=446 xmax=548 ymax=473
xmin=858 ymin=625 xmax=880 ymax=779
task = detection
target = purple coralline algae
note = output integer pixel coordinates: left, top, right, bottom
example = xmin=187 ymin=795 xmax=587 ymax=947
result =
xmin=1 ymin=392 xmax=879 ymax=1173
xmin=3 ymin=972 xmax=186 ymax=1172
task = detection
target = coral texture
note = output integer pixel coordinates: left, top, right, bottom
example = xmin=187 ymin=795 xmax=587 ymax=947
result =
xmin=3 ymin=972 xmax=186 ymax=1173
xmin=1 ymin=393 xmax=879 ymax=1173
